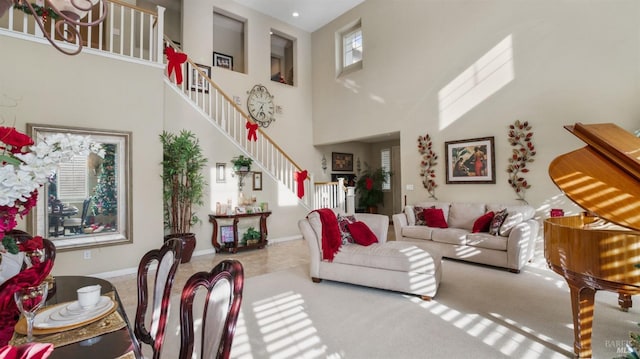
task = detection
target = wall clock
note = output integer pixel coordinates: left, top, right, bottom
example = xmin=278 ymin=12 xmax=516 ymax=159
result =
xmin=246 ymin=84 xmax=275 ymax=128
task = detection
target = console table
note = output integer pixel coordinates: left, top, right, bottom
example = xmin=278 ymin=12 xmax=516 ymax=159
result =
xmin=209 ymin=211 xmax=271 ymax=253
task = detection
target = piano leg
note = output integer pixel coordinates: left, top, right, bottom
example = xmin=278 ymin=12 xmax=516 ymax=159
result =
xmin=618 ymin=293 xmax=632 ymax=312
xmin=568 ymin=282 xmax=596 ymax=359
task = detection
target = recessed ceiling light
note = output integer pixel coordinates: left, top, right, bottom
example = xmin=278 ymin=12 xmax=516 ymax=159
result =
xmin=292 ymin=12 xmax=299 ymax=17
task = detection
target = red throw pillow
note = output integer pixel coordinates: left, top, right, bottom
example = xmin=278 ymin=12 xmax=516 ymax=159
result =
xmin=347 ymin=221 xmax=378 ymax=246
xmin=423 ymin=208 xmax=448 ymax=228
xmin=472 ymin=211 xmax=495 ymax=233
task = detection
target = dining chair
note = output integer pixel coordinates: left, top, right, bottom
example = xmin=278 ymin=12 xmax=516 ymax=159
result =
xmin=48 ymin=200 xmax=65 ymax=237
xmin=178 ymin=259 xmax=244 ymax=359
xmin=63 ymin=198 xmax=91 ymax=234
xmin=134 ymin=238 xmax=183 ymax=359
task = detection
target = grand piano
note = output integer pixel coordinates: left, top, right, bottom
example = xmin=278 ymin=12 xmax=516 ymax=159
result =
xmin=545 ymin=122 xmax=640 ymax=358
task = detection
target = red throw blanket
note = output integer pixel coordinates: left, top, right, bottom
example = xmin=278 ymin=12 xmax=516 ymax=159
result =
xmin=311 ymin=209 xmax=341 ymax=262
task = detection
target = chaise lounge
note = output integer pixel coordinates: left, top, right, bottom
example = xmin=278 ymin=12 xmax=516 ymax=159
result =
xmin=298 ymin=209 xmax=442 ymax=299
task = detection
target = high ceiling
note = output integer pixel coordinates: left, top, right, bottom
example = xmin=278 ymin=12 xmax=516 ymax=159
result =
xmin=232 ymin=0 xmax=365 ymax=32
xmin=149 ymin=0 xmax=365 ymax=33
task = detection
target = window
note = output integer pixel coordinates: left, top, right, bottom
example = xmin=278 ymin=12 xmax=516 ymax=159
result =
xmin=337 ymin=20 xmax=362 ymax=75
xmin=343 ymin=28 xmax=362 ymax=67
xmin=57 ymin=155 xmax=89 ymax=200
xmin=381 ymin=148 xmax=391 ymax=191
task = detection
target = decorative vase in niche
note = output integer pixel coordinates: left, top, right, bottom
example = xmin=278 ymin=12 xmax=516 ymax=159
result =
xmin=164 ymin=233 xmax=196 ymax=263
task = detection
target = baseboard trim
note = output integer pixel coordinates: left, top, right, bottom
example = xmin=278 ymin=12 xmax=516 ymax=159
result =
xmin=92 ymin=235 xmax=303 ymax=279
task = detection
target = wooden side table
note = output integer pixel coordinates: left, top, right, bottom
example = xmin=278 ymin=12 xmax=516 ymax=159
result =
xmin=209 ymin=211 xmax=271 ymax=253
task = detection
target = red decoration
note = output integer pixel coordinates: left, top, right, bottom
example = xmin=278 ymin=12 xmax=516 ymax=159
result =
xmin=418 ymin=133 xmax=438 ymax=200
xmin=294 ymin=170 xmax=308 ymax=199
xmin=164 ymin=47 xmax=187 ymax=85
xmin=0 ymin=126 xmax=34 ymax=154
xmin=246 ymin=121 xmax=258 ymax=142
xmin=507 ymin=120 xmax=535 ymax=202
xmin=365 ymin=177 xmax=373 ymax=191
xmin=311 ymin=208 xmax=341 ymax=261
xmin=0 ymin=343 xmax=54 ymax=359
xmin=0 ymin=252 xmax=53 ymax=346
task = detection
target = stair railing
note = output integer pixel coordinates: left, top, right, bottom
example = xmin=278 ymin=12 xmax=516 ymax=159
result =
xmin=313 ymin=179 xmax=346 ymax=211
xmin=0 ymin=0 xmax=164 ymax=63
xmin=163 ymin=38 xmax=312 ymax=206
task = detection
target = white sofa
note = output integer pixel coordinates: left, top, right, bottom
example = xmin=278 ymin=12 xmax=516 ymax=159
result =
xmin=298 ymin=210 xmax=442 ymax=299
xmin=392 ymin=202 xmax=539 ymax=273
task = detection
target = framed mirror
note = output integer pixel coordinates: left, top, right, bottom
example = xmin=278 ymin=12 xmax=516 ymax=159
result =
xmin=26 ymin=124 xmax=132 ymax=251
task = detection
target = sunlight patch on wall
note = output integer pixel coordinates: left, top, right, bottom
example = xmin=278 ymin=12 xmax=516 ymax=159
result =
xmin=369 ymin=93 xmax=385 ymax=104
xmin=278 ymin=180 xmax=302 ymax=207
xmin=438 ymin=35 xmax=514 ymax=130
xmin=339 ymin=78 xmax=361 ymax=93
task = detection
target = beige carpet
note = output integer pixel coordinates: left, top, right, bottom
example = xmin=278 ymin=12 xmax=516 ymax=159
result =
xmin=135 ymin=257 xmax=639 ymax=359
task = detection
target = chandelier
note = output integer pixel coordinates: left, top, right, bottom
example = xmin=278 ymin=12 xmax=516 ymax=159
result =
xmin=8 ymin=0 xmax=107 ymax=55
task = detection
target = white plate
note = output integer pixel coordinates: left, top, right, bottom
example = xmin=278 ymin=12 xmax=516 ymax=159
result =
xmin=34 ymin=296 xmax=114 ymax=329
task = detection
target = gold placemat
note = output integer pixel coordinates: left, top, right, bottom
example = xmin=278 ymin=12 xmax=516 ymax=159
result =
xmin=115 ymin=350 xmax=135 ymax=359
xmin=9 ymin=292 xmax=127 ymax=348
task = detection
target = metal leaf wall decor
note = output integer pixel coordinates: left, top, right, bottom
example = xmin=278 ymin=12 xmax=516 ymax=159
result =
xmin=507 ymin=120 xmax=535 ymax=202
xmin=418 ymin=133 xmax=438 ymax=200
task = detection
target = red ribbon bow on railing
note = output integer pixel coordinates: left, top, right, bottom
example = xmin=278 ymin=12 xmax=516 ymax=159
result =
xmin=164 ymin=47 xmax=187 ymax=85
xmin=246 ymin=121 xmax=258 ymax=142
xmin=294 ymin=170 xmax=308 ymax=199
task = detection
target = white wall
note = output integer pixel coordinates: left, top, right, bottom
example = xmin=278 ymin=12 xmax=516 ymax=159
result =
xmin=0 ymin=36 xmax=165 ymax=276
xmin=163 ymin=84 xmax=309 ymax=253
xmin=312 ymin=0 xmax=640 ymax=215
xmin=181 ymin=0 xmax=321 ymax=180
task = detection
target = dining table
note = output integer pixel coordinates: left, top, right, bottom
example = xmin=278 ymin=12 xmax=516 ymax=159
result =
xmin=11 ymin=276 xmax=141 ymax=359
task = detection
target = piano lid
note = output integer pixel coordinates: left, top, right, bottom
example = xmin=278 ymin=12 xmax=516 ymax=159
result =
xmin=548 ymin=122 xmax=640 ymax=231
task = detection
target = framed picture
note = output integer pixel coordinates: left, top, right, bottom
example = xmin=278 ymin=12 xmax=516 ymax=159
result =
xmin=188 ymin=63 xmax=211 ymax=93
xmin=213 ymin=52 xmax=233 ymax=70
xmin=26 ymin=124 xmax=132 ymax=250
xmin=332 ymin=152 xmax=354 ymax=172
xmin=216 ymin=163 xmax=226 ymax=183
xmin=253 ymin=171 xmax=262 ymax=191
xmin=445 ymin=136 xmax=496 ymax=184
xmin=220 ymin=225 xmax=235 ymax=243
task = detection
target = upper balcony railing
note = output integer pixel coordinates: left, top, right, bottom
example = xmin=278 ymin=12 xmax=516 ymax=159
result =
xmin=0 ymin=0 xmax=164 ymax=63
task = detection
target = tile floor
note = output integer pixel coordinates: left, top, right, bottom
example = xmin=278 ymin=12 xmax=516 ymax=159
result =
xmin=108 ymin=238 xmax=312 ymax=311
xmin=108 ymin=223 xmax=394 ymax=310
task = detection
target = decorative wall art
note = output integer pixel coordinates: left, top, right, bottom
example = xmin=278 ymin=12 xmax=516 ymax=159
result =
xmin=188 ymin=63 xmax=211 ymax=93
xmin=445 ymin=136 xmax=496 ymax=184
xmin=26 ymin=124 xmax=132 ymax=251
xmin=216 ymin=163 xmax=226 ymax=183
xmin=253 ymin=172 xmax=263 ymax=191
xmin=331 ymin=152 xmax=354 ymax=172
xmin=507 ymin=120 xmax=535 ymax=202
xmin=418 ymin=133 xmax=438 ymax=199
xmin=213 ymin=52 xmax=233 ymax=69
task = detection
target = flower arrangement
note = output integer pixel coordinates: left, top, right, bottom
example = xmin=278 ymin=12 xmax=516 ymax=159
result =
xmin=418 ymin=133 xmax=438 ymax=200
xmin=507 ymin=120 xmax=535 ymax=202
xmin=0 ymin=126 xmax=103 ymax=255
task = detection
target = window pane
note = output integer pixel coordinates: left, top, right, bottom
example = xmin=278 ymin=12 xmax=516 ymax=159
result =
xmin=57 ymin=155 xmax=88 ymax=200
xmin=381 ymin=148 xmax=391 ymax=191
xmin=343 ymin=29 xmax=362 ymax=67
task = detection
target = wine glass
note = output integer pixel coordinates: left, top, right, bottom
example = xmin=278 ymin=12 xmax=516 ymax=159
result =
xmin=14 ymin=283 xmax=49 ymax=342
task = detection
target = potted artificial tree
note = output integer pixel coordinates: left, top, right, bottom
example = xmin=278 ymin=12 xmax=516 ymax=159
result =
xmin=355 ymin=165 xmax=391 ymax=213
xmin=160 ymin=130 xmax=207 ymax=263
